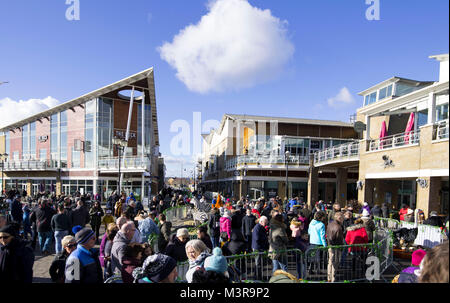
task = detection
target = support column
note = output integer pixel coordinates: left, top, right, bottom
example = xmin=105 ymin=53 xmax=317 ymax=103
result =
xmin=427 ymin=92 xmax=436 ymax=125
xmin=120 ymin=86 xmax=135 ymax=192
xmin=141 ymin=173 xmax=145 ymax=203
xmin=336 ymin=168 xmax=348 ymax=206
xmin=26 ymin=179 xmax=32 ymax=196
xmin=365 ymin=115 xmax=371 ymax=140
xmin=416 ymin=177 xmax=441 ymax=217
xmin=358 ymin=178 xmax=374 ymax=206
xmin=307 ymin=155 xmax=319 ymax=210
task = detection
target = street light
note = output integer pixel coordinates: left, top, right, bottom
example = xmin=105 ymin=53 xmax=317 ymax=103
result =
xmin=0 ymin=153 xmax=8 ymax=196
xmin=285 ymin=150 xmax=290 ymax=201
xmin=112 ymin=137 xmax=128 ymax=194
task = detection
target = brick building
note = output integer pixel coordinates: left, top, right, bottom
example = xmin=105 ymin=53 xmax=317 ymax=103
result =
xmin=0 ymin=67 xmax=162 ymax=201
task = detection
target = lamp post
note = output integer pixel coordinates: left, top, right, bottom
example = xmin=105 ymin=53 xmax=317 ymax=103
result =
xmin=285 ymin=150 xmax=290 ymax=201
xmin=1 ymin=153 xmax=8 ymax=196
xmin=112 ymin=137 xmax=128 ymax=194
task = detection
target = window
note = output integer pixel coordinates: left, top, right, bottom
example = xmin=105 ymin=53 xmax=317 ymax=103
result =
xmin=436 ymin=104 xmax=449 ymax=121
xmin=97 ymin=98 xmax=113 ymax=158
xmin=39 ymin=149 xmax=47 ymax=161
xmin=30 ymin=122 xmax=36 ymax=159
xmin=60 ymin=111 xmax=68 ymax=165
xmin=85 ymin=99 xmax=95 ymax=167
xmin=5 ymin=132 xmax=9 ymax=159
xmin=72 ymin=147 xmax=81 ymax=168
xmin=22 ymin=124 xmax=29 ymax=159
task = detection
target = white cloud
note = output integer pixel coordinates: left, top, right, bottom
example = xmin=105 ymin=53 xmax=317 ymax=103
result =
xmin=158 ymin=0 xmax=295 ymax=94
xmin=327 ymin=87 xmax=356 ymax=108
xmin=0 ymin=96 xmax=60 ymax=129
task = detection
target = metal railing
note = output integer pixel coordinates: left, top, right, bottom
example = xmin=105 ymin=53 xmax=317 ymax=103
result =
xmin=176 ymin=229 xmax=393 ymax=283
xmin=226 ymin=154 xmax=309 ymax=170
xmin=433 ymin=120 xmax=449 ymax=141
xmin=98 ymin=156 xmax=150 ymax=170
xmin=368 ymin=130 xmax=420 ymax=151
xmin=313 ymin=142 xmax=359 ymax=165
xmin=1 ymin=159 xmax=58 ymax=170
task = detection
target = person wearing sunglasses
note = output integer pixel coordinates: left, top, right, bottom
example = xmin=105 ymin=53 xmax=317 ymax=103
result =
xmin=0 ymin=224 xmax=35 ymax=283
xmin=49 ymin=235 xmax=77 ymax=283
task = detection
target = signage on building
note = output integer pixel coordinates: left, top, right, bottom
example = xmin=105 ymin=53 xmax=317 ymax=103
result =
xmin=114 ymin=130 xmax=137 ymax=139
xmin=38 ymin=135 xmax=48 ymax=142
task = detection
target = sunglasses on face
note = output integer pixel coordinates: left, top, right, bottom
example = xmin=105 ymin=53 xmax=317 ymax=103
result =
xmin=66 ymin=243 xmax=77 ymax=248
xmin=0 ymin=235 xmax=11 ymax=240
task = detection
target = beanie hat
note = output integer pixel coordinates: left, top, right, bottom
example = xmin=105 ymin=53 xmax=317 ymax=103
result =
xmin=72 ymin=225 xmax=83 ymax=235
xmin=411 ymin=249 xmax=427 ymax=267
xmin=430 ymin=211 xmax=438 ymax=217
xmin=75 ymin=227 xmax=95 ymax=245
xmin=132 ymin=254 xmax=177 ymax=283
xmin=0 ymin=224 xmax=19 ymax=237
xmin=407 ymin=208 xmax=414 ymax=215
xmin=362 ymin=209 xmax=370 ymax=218
xmin=176 ymin=228 xmax=189 ymax=238
xmin=204 ymin=247 xmax=228 ymax=274
xmin=363 ymin=202 xmax=368 ymax=207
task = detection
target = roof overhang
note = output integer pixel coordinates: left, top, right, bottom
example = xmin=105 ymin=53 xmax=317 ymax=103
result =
xmin=358 ymin=77 xmax=434 ymax=96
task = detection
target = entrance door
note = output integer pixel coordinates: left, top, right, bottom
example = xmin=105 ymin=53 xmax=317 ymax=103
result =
xmin=32 ymin=184 xmax=39 ymax=196
xmin=63 ymin=184 xmax=70 ymax=195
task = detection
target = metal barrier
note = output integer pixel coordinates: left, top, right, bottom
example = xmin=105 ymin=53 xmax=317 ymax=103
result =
xmin=373 ymin=217 xmax=447 ymax=248
xmin=175 ymin=229 xmax=393 ymax=283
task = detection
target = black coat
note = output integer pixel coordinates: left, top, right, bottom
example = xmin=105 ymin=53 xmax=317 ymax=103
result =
xmin=222 ymin=232 xmax=246 ymax=256
xmin=242 ymin=214 xmax=257 ymax=237
xmin=231 ymin=210 xmax=244 ymax=230
xmin=208 ymin=213 xmax=221 ymax=237
xmin=252 ymin=223 xmax=269 ymax=251
xmin=49 ymin=251 xmax=69 ymax=283
xmin=35 ymin=205 xmax=56 ymax=233
xmin=164 ymin=234 xmax=188 ymax=262
xmin=10 ymin=200 xmax=23 ymax=223
xmin=424 ymin=216 xmax=442 ymax=227
xmin=70 ymin=206 xmax=90 ymax=228
xmin=0 ymin=238 xmax=35 ymax=283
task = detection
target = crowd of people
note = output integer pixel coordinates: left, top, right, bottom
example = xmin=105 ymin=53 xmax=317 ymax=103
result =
xmin=0 ymin=188 xmax=448 ymax=283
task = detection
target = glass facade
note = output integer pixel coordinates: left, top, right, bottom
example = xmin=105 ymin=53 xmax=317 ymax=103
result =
xmin=50 ymin=113 xmax=58 ymax=163
xmin=30 ymin=122 xmax=36 ymax=159
xmin=60 ymin=111 xmax=68 ymax=167
xmin=436 ymin=103 xmax=449 ymax=121
xmin=85 ymin=99 xmax=95 ymax=167
xmin=5 ymin=132 xmax=9 ymax=159
xmin=137 ymin=103 xmax=152 ymax=155
xmin=22 ymin=124 xmax=29 ymax=159
xmin=98 ymin=98 xmax=113 ymax=158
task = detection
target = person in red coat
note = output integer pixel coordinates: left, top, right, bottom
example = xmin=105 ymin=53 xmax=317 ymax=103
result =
xmin=345 ymin=218 xmax=369 ymax=278
xmin=398 ymin=204 xmax=409 ymax=221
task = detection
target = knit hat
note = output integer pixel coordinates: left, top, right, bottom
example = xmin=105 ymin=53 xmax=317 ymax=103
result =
xmin=72 ymin=225 xmax=83 ymax=235
xmin=204 ymin=247 xmax=228 ymax=274
xmin=75 ymin=227 xmax=95 ymax=245
xmin=176 ymin=228 xmax=189 ymax=238
xmin=411 ymin=249 xmax=427 ymax=266
xmin=407 ymin=208 xmax=414 ymax=215
xmin=0 ymin=224 xmax=18 ymax=237
xmin=363 ymin=202 xmax=368 ymax=207
xmin=362 ymin=209 xmax=370 ymax=218
xmin=132 ymin=254 xmax=177 ymax=283
xmin=430 ymin=211 xmax=438 ymax=217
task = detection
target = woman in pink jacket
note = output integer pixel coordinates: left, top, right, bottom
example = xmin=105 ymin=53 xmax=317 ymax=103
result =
xmin=219 ymin=210 xmax=232 ymax=243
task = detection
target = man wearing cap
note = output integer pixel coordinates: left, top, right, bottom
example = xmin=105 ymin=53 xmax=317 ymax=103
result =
xmin=0 ymin=224 xmax=35 ymax=282
xmin=64 ymin=227 xmax=103 ymax=283
xmin=164 ymin=228 xmax=189 ymax=262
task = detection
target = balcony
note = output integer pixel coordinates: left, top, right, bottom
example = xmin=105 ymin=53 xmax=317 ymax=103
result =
xmin=98 ymin=156 xmax=150 ymax=172
xmin=225 ymin=154 xmax=309 ymax=171
xmin=433 ymin=120 xmax=449 ymax=141
xmin=1 ymin=159 xmax=59 ymax=171
xmin=314 ymin=142 xmax=360 ymax=167
xmin=368 ymin=130 xmax=420 ymax=152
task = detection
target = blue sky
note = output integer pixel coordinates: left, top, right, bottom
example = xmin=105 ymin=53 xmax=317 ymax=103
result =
xmin=0 ymin=0 xmax=448 ymax=177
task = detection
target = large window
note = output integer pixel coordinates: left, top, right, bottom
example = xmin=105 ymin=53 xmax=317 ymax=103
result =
xmin=30 ymin=122 xmax=36 ymax=159
xmin=50 ymin=113 xmax=58 ymax=161
xmin=436 ymin=103 xmax=449 ymax=121
xmin=60 ymin=111 xmax=68 ymax=167
xmin=5 ymin=132 xmax=9 ymax=159
xmin=85 ymin=99 xmax=95 ymax=167
xmin=22 ymin=124 xmax=29 ymax=160
xmin=71 ymin=147 xmax=81 ymax=168
xmin=39 ymin=149 xmax=47 ymax=161
xmin=97 ymin=98 xmax=113 ymax=158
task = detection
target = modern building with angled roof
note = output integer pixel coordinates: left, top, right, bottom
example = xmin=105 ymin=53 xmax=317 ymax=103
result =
xmin=0 ymin=67 xmax=162 ymax=201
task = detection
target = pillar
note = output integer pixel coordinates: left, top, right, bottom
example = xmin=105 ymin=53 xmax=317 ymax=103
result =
xmin=307 ymin=158 xmax=319 ymax=210
xmin=336 ymin=168 xmax=348 ymax=206
xmin=416 ymin=177 xmax=441 ymax=217
xmin=358 ymin=178 xmax=374 ymax=206
xmin=427 ymin=92 xmax=436 ymax=125
xmin=26 ymin=179 xmax=32 ymax=196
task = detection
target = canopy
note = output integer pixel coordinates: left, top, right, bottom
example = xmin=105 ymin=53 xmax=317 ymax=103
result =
xmin=404 ymin=112 xmax=415 ymax=144
xmin=379 ymin=120 xmax=387 ymax=149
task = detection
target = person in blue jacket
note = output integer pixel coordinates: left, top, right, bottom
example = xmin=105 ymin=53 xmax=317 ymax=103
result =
xmin=308 ymin=211 xmax=327 ymax=248
xmin=125 ymin=192 xmax=136 ymax=206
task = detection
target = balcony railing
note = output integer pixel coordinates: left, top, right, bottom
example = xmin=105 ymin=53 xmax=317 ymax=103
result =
xmin=226 ymin=154 xmax=309 ymax=170
xmin=98 ymin=156 xmax=150 ymax=170
xmin=1 ymin=159 xmax=58 ymax=171
xmin=368 ymin=130 xmax=420 ymax=152
xmin=433 ymin=120 xmax=449 ymax=141
xmin=314 ymin=142 xmax=360 ymax=165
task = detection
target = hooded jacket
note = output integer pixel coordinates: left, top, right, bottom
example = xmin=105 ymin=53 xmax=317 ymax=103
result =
xmin=308 ymin=219 xmax=327 ymax=247
xmin=65 ymin=245 xmax=103 ymax=283
xmin=219 ymin=216 xmax=232 ymax=240
xmin=345 ymin=224 xmax=368 ymax=252
xmin=269 ymin=218 xmax=289 ymax=260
